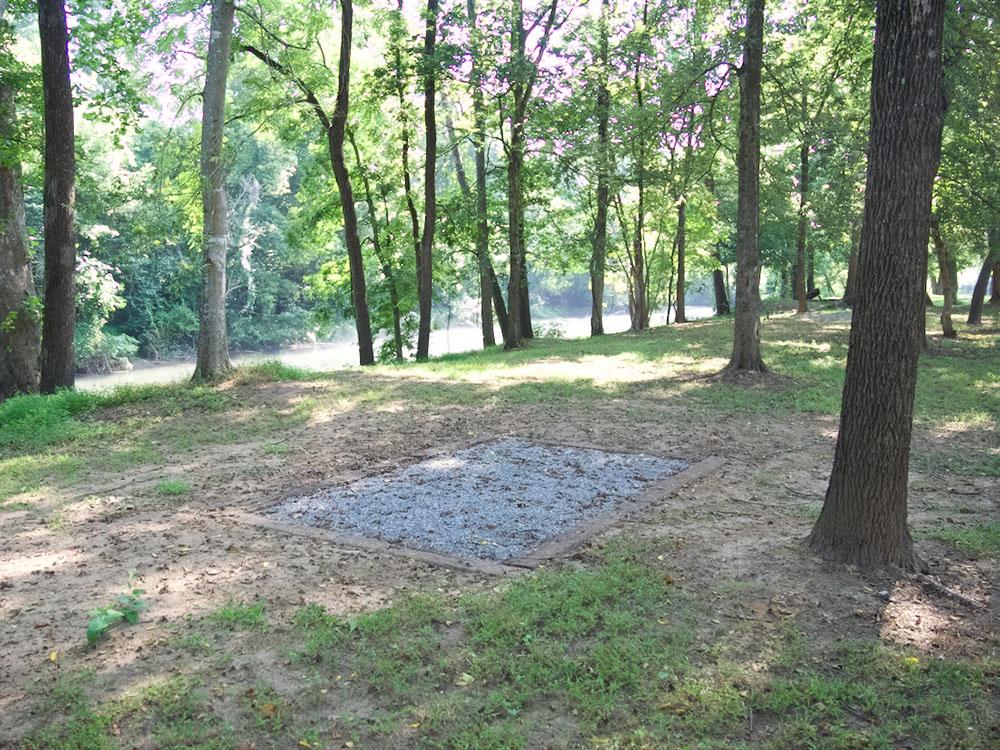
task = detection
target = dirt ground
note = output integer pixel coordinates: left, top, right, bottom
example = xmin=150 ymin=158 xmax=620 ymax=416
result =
xmin=1 ymin=371 xmax=997 ymax=746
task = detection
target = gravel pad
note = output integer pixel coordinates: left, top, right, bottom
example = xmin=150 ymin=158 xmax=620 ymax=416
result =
xmin=267 ymin=438 xmax=688 ymax=562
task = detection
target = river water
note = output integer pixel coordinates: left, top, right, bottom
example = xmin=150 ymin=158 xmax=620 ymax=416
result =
xmin=77 ymin=307 xmax=714 ymax=391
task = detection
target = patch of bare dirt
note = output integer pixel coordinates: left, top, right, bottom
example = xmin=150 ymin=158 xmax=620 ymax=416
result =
xmin=1 ymin=375 xmax=996 ymax=745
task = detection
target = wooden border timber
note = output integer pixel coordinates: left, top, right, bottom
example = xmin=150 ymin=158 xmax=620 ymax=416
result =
xmin=227 ymin=442 xmax=724 ymax=576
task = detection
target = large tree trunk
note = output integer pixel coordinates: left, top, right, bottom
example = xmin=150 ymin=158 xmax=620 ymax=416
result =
xmin=808 ymin=0 xmax=945 ymax=571
xmin=930 ymin=214 xmax=956 ymax=339
xmin=990 ymin=261 xmax=1000 ymax=305
xmin=675 ymin=197 xmax=688 ymax=323
xmin=328 ymin=0 xmax=374 ymax=366
xmin=38 ymin=0 xmax=76 ymax=392
xmin=466 ymin=0 xmax=498 ymax=347
xmin=589 ymin=0 xmax=610 ymax=337
xmin=192 ymin=0 xmax=234 ymax=380
xmin=0 ymin=80 xmax=40 ymax=398
xmin=794 ymin=137 xmax=810 ymax=313
xmin=415 ymin=0 xmax=438 ymax=361
xmin=723 ymin=0 xmax=766 ymax=374
xmin=967 ymin=228 xmax=998 ymax=325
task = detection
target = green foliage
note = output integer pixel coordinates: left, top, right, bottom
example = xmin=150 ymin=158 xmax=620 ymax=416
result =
xmin=86 ymin=573 xmax=147 ymax=646
xmin=156 ymin=479 xmax=191 ymax=496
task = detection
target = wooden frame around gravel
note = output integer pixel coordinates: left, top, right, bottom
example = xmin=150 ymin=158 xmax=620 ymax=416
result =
xmin=226 ymin=437 xmax=724 ymax=576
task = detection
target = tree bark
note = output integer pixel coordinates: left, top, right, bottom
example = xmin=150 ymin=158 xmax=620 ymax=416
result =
xmin=415 ymin=0 xmax=438 ymax=361
xmin=589 ymin=0 xmax=610 ymax=337
xmin=794 ymin=137 xmax=810 ymax=313
xmin=675 ymin=197 xmax=688 ymax=323
xmin=808 ymin=0 xmax=945 ymax=571
xmin=466 ymin=0 xmax=498 ymax=348
xmin=990 ymin=261 xmax=1000 ymax=305
xmin=712 ymin=264 xmax=730 ymax=315
xmin=327 ymin=0 xmax=374 ymax=366
xmin=930 ymin=214 xmax=956 ymax=339
xmin=350 ymin=132 xmax=403 ymax=361
xmin=504 ymin=0 xmax=527 ymax=350
xmin=192 ymin=0 xmax=234 ymax=380
xmin=38 ymin=0 xmax=76 ymax=392
xmin=0 ymin=79 xmax=40 ymax=398
xmin=723 ymin=0 xmax=766 ymax=374
xmin=967 ymin=228 xmax=998 ymax=325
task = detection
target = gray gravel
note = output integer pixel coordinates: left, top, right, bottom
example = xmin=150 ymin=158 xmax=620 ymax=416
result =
xmin=267 ymin=438 xmax=687 ymax=562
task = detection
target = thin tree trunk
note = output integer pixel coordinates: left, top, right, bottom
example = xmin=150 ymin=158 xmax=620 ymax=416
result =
xmin=589 ymin=0 xmax=610 ymax=337
xmin=723 ymin=0 xmax=767 ymax=374
xmin=393 ymin=0 xmax=421 ymax=322
xmin=504 ymin=0 xmax=527 ymax=350
xmin=466 ymin=0 xmax=498 ymax=347
xmin=712 ymin=264 xmax=730 ymax=315
xmin=808 ymin=0 xmax=945 ymax=571
xmin=415 ymin=0 xmax=438 ymax=360
xmin=794 ymin=137 xmax=810 ymax=313
xmin=487 ymin=263 xmax=509 ymax=335
xmin=328 ymin=0 xmax=374 ymax=365
xmin=350 ymin=132 xmax=403 ymax=361
xmin=675 ymin=197 xmax=688 ymax=323
xmin=38 ymin=0 xmax=76 ymax=391
xmin=0 ymin=79 xmax=40 ymax=397
xmin=193 ymin=0 xmax=234 ymax=380
xmin=930 ymin=214 xmax=956 ymax=338
xmin=967 ymin=228 xmax=998 ymax=325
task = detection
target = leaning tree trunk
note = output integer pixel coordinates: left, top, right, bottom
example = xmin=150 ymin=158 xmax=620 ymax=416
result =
xmin=0 ymin=79 xmax=40 ymax=398
xmin=967 ymin=228 xmax=998 ymax=325
xmin=675 ymin=197 xmax=688 ymax=323
xmin=589 ymin=0 xmax=610 ymax=337
xmin=38 ymin=0 xmax=76 ymax=392
xmin=808 ymin=0 xmax=945 ymax=571
xmin=328 ymin=0 xmax=374 ymax=365
xmin=794 ymin=137 xmax=810 ymax=313
xmin=415 ymin=0 xmax=438 ymax=361
xmin=192 ymin=0 xmax=234 ymax=380
xmin=723 ymin=0 xmax=766 ymax=374
xmin=930 ymin=214 xmax=956 ymax=338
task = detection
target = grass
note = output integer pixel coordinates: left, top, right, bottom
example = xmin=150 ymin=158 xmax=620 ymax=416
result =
xmin=27 ymin=545 xmax=998 ymax=749
xmin=927 ymin=522 xmax=1000 ymax=559
xmin=155 ymin=480 xmax=190 ymax=496
xmin=208 ymin=600 xmax=268 ymax=631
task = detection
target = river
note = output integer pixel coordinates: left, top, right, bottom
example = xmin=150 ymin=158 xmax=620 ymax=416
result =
xmin=77 ymin=307 xmax=714 ymax=391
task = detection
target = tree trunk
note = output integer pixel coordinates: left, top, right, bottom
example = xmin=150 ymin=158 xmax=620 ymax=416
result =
xmin=675 ymin=197 xmax=688 ymax=323
xmin=990 ymin=261 xmax=1000 ymax=305
xmin=723 ymin=0 xmax=766 ymax=374
xmin=415 ymin=0 xmax=438 ymax=361
xmin=504 ymin=0 xmax=527 ymax=350
xmin=466 ymin=0 xmax=498 ymax=348
xmin=192 ymin=0 xmax=234 ymax=380
xmin=930 ymin=214 xmax=956 ymax=339
xmin=712 ymin=264 xmax=730 ymax=315
xmin=38 ymin=0 xmax=76 ymax=392
xmin=794 ymin=137 xmax=810 ymax=313
xmin=589 ymin=0 xmax=610 ymax=337
xmin=808 ymin=0 xmax=945 ymax=571
xmin=327 ymin=0 xmax=374 ymax=366
xmin=0 ymin=79 xmax=40 ymax=398
xmin=967 ymin=228 xmax=998 ymax=325
xmin=350 ymin=132 xmax=403 ymax=361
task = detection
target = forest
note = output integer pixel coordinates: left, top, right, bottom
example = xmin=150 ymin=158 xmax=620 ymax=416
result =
xmin=1 ymin=0 xmax=998 ymax=748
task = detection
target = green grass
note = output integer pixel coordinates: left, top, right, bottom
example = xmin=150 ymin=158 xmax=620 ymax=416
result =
xmin=209 ymin=600 xmax=268 ymax=631
xmin=928 ymin=522 xmax=1000 ymax=559
xmin=26 ymin=546 xmax=998 ymax=749
xmin=155 ymin=480 xmax=191 ymax=496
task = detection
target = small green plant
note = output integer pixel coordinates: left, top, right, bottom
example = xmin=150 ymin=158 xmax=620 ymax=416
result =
xmin=86 ymin=572 xmax=147 ymax=645
xmin=210 ymin=599 xmax=268 ymax=631
xmin=156 ymin=479 xmax=191 ymax=496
